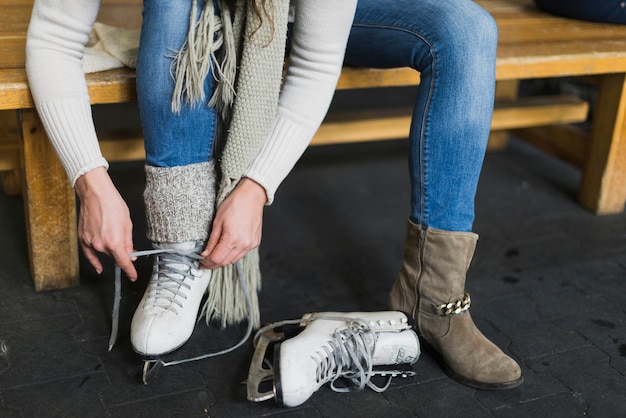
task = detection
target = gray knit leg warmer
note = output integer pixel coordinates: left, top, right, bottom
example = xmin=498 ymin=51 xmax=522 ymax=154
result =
xmin=144 ymin=161 xmax=216 ymax=243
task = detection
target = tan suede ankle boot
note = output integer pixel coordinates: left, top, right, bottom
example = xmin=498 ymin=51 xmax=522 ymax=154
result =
xmin=388 ymin=219 xmax=523 ymax=389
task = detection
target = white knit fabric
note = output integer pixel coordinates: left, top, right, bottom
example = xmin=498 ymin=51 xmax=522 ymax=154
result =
xmin=83 ymin=22 xmax=139 ymax=73
xmin=27 ymin=0 xmax=357 ymax=327
xmin=244 ymin=0 xmax=357 ymax=203
xmin=26 ymin=0 xmax=357 ymax=191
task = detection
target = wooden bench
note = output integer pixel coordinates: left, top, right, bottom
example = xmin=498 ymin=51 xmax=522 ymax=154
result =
xmin=2 ymin=0 xmax=626 ymax=291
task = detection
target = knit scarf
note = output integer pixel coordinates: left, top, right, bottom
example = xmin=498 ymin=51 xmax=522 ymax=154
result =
xmin=171 ymin=0 xmax=290 ymax=328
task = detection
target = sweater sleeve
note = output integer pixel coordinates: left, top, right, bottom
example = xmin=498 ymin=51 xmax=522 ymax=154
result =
xmin=243 ymin=0 xmax=357 ymax=204
xmin=26 ymin=0 xmax=108 ymax=187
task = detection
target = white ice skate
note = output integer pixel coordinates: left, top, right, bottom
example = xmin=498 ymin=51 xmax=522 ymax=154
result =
xmin=247 ymin=311 xmax=420 ymax=407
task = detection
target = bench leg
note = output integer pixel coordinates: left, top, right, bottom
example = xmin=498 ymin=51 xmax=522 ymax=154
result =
xmin=19 ymin=109 xmax=79 ymax=291
xmin=578 ymin=73 xmax=626 ymax=214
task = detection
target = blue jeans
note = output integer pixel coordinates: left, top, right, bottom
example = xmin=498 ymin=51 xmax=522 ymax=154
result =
xmin=136 ymin=0 xmax=217 ymax=168
xmin=346 ymin=0 xmax=498 ymax=232
xmin=136 ymin=0 xmax=498 ymax=233
xmin=534 ymin=0 xmax=626 ymax=25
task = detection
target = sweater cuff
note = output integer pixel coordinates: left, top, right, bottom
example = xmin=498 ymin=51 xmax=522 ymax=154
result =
xmin=244 ymin=114 xmax=313 ymax=204
xmin=36 ymin=97 xmax=108 ymax=187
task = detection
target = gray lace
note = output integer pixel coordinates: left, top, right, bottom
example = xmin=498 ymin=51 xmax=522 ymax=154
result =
xmin=253 ymin=316 xmax=399 ymax=394
xmin=315 ymin=319 xmax=392 ymax=393
xmin=108 ymin=248 xmax=253 ymax=367
xmin=141 ymin=245 xmax=204 ymax=315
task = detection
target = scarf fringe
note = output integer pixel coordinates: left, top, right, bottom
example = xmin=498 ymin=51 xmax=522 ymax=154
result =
xmin=171 ymin=0 xmax=237 ymax=114
xmin=170 ymin=0 xmax=289 ymax=330
xmin=200 ymin=248 xmax=261 ymax=329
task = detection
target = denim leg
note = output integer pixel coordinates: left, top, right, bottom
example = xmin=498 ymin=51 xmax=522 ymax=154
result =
xmin=345 ymin=0 xmax=498 ymax=232
xmin=137 ymin=0 xmax=217 ymax=168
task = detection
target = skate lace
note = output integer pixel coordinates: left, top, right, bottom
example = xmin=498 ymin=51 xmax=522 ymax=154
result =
xmin=108 ymin=251 xmax=255 ymax=372
xmin=107 ymin=245 xmax=203 ymax=351
xmin=143 ymin=244 xmax=204 ymax=314
xmin=314 ymin=319 xmax=390 ymax=393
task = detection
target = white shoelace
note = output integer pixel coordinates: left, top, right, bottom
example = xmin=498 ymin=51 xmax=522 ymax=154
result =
xmin=108 ymin=249 xmax=253 ymax=368
xmin=141 ymin=245 xmax=204 ymax=314
xmin=253 ymin=316 xmax=398 ymax=395
xmin=315 ymin=319 xmax=392 ymax=393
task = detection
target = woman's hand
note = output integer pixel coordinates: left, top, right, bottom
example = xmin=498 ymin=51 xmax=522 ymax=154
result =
xmin=200 ymin=178 xmax=267 ymax=269
xmin=74 ymin=167 xmax=137 ymax=280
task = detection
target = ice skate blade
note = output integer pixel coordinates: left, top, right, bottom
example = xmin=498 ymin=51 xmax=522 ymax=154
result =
xmin=247 ymin=327 xmax=284 ymax=402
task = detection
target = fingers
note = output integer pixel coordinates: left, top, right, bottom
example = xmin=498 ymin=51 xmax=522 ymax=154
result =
xmin=81 ymin=243 xmax=103 ymax=275
xmin=202 ymin=221 xmax=222 ymax=259
xmin=111 ymin=247 xmax=138 ymax=281
xmin=200 ymin=229 xmax=261 ymax=269
xmin=200 ymin=178 xmax=266 ymax=269
xmin=75 ymin=172 xmax=138 ymax=281
xmin=80 ymin=237 xmax=138 ymax=281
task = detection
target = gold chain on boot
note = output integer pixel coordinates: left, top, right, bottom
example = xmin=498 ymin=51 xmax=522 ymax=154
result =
xmin=436 ymin=292 xmax=471 ymax=316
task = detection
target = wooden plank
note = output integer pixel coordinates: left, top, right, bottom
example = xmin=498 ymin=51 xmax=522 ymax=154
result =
xmin=94 ymin=96 xmax=589 ymax=151
xmin=488 ymin=80 xmax=520 ymax=151
xmin=0 ymin=142 xmax=19 ymax=170
xmin=313 ymin=110 xmax=411 ymax=145
xmin=0 ymin=110 xmax=19 ymax=170
xmin=336 ymin=67 xmax=420 ymax=90
xmin=0 ymin=38 xmax=26 ymax=70
xmin=497 ymin=22 xmax=626 ymax=44
xmin=19 ymin=109 xmax=79 ymax=291
xmin=0 ymin=6 xmax=30 ymax=38
xmin=99 ymin=130 xmax=145 ymax=161
xmin=0 ymin=3 xmax=141 ymax=33
xmin=0 ymin=68 xmax=137 ymax=110
xmin=310 ymin=95 xmax=588 ymax=145
xmin=578 ymin=73 xmax=626 ymax=214
xmin=0 ymin=166 xmax=21 ymax=196
xmin=490 ymin=95 xmax=588 ymax=130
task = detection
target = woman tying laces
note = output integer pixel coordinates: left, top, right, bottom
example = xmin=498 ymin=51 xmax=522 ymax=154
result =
xmin=26 ymin=0 xmax=522 ymax=391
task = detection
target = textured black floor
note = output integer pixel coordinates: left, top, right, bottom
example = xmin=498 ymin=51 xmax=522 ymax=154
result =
xmin=1 ymin=136 xmax=626 ymax=417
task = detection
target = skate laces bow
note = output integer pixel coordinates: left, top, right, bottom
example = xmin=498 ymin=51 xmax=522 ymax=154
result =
xmin=315 ymin=319 xmax=390 ymax=393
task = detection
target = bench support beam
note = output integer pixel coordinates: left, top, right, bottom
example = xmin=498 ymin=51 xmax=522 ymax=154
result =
xmin=19 ymin=109 xmax=79 ymax=291
xmin=579 ymin=73 xmax=626 ymax=214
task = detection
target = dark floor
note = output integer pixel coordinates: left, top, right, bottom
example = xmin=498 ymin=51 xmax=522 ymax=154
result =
xmin=1 ymin=135 xmax=626 ymax=417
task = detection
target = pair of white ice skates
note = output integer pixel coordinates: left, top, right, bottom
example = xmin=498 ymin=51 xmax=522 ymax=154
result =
xmin=122 ymin=241 xmax=421 ymax=406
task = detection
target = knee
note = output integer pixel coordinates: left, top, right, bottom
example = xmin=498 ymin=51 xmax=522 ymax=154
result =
xmin=472 ymin=7 xmax=498 ymax=54
xmin=427 ymin=3 xmax=497 ymax=74
xmin=447 ymin=4 xmax=498 ymax=57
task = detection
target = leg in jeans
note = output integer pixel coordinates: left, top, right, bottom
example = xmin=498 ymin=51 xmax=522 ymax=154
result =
xmin=345 ymin=0 xmax=496 ymax=233
xmin=137 ymin=0 xmax=217 ymax=167
xmin=131 ymin=0 xmax=217 ymax=358
xmin=347 ymin=0 xmax=523 ymax=389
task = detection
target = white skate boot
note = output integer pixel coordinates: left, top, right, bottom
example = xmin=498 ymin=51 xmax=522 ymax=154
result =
xmin=247 ymin=311 xmax=420 ymax=407
xmin=131 ymin=241 xmax=211 ymax=358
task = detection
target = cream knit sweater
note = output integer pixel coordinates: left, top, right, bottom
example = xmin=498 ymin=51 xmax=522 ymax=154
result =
xmin=26 ymin=0 xmax=357 ymax=204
